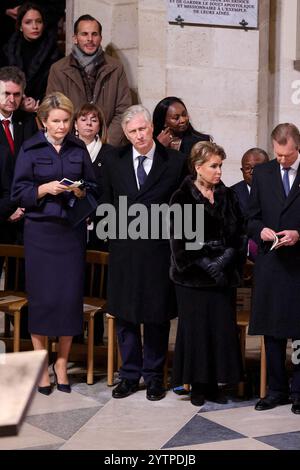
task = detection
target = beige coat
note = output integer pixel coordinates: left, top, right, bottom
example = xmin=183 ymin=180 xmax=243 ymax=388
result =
xmin=46 ymin=53 xmax=132 ymax=146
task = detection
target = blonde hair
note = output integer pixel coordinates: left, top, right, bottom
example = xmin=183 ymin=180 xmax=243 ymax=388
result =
xmin=189 ymin=141 xmax=226 ymax=177
xmin=37 ymin=92 xmax=74 ymax=123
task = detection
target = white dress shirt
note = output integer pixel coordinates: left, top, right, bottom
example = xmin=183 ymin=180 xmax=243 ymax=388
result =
xmin=280 ymin=155 xmax=300 ymax=190
xmin=0 ymin=112 xmax=14 ymax=138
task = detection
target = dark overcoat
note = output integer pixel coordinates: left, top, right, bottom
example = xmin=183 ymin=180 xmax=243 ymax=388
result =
xmin=0 ymin=110 xmax=38 ymax=161
xmin=248 ymin=159 xmax=300 ymax=337
xmin=231 ymin=180 xmax=250 ymax=218
xmin=2 ymin=29 xmax=62 ymax=101
xmin=101 ymin=141 xmax=186 ymax=324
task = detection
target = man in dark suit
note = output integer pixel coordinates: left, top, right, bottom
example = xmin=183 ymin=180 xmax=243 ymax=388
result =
xmin=0 ymin=66 xmax=37 ymax=244
xmin=232 ymin=148 xmax=269 ymax=217
xmin=248 ymin=123 xmax=300 ymax=414
xmin=0 ymin=66 xmax=37 ymax=335
xmin=232 ymin=148 xmax=269 ymax=262
xmin=100 ymin=104 xmax=186 ymax=401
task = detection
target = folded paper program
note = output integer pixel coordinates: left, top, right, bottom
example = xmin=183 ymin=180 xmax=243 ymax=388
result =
xmin=59 ymin=178 xmax=84 ymax=189
xmin=270 ymin=234 xmax=285 ymax=251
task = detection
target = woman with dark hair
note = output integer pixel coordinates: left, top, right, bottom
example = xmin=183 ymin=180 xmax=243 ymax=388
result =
xmin=74 ymin=103 xmax=114 ymax=345
xmin=2 ymin=2 xmax=62 ymax=111
xmin=74 ymin=103 xmax=115 ymax=250
xmin=153 ymin=96 xmax=211 ymax=156
xmin=170 ymin=141 xmax=245 ymax=406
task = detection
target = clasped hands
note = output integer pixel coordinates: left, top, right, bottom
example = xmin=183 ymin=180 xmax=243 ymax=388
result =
xmin=260 ymin=227 xmax=300 ymax=247
xmin=38 ymin=181 xmax=86 ymax=199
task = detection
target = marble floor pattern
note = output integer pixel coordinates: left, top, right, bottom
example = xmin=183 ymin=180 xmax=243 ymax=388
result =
xmin=1 ymin=308 xmax=300 ymax=450
xmin=0 ymin=365 xmax=299 ymax=450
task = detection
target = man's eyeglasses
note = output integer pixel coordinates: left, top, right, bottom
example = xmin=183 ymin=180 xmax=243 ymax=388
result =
xmin=241 ymin=166 xmax=255 ymax=173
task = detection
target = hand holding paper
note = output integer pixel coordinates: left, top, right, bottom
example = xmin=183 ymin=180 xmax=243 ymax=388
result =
xmin=59 ymin=178 xmax=84 ymax=190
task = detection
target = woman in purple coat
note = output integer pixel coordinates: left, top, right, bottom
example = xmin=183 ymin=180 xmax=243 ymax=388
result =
xmin=12 ymin=92 xmax=97 ymax=395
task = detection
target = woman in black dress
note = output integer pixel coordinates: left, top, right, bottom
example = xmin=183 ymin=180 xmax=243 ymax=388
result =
xmin=12 ymin=92 xmax=97 ymax=394
xmin=74 ymin=103 xmax=114 ymax=344
xmin=170 ymin=141 xmax=246 ymax=406
xmin=2 ymin=2 xmax=62 ymax=111
xmin=74 ymin=102 xmax=114 ymax=250
xmin=153 ymin=96 xmax=211 ymax=156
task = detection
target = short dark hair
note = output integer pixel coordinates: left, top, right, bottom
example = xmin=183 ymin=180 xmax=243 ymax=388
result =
xmin=0 ymin=66 xmax=26 ymax=90
xmin=271 ymin=123 xmax=300 ymax=147
xmin=16 ymin=2 xmax=45 ymax=30
xmin=241 ymin=147 xmax=269 ymax=166
xmin=74 ymin=14 xmax=102 ymax=35
xmin=74 ymin=103 xmax=108 ymax=143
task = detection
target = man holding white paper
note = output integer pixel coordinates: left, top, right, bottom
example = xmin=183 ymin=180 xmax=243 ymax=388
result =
xmin=248 ymin=123 xmax=300 ymax=414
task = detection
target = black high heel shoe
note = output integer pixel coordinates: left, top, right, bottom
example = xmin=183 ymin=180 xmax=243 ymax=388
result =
xmin=38 ymin=385 xmax=52 ymax=396
xmin=52 ymin=363 xmax=71 ymax=393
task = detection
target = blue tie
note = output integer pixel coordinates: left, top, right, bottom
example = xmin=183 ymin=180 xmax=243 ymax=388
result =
xmin=282 ymin=167 xmax=291 ymax=197
xmin=137 ymin=155 xmax=147 ymax=188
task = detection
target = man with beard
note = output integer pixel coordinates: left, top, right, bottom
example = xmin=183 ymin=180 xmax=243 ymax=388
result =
xmin=47 ymin=14 xmax=132 ymax=146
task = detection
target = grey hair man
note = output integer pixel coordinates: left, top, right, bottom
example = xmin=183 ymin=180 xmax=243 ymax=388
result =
xmin=100 ymin=104 xmax=186 ymax=401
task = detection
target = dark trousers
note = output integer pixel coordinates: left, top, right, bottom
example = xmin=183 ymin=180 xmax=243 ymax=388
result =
xmin=265 ymin=335 xmax=300 ymax=399
xmin=116 ymin=318 xmax=170 ymax=384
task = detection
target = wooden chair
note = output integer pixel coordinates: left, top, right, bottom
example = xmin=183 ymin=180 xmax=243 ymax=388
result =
xmin=0 ymin=244 xmax=28 ymax=352
xmin=83 ymin=250 xmax=109 ymax=384
xmin=106 ymin=313 xmax=119 ymax=386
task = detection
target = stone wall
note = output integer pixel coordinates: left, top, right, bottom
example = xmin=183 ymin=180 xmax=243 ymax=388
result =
xmin=269 ymin=0 xmax=300 ymax=147
xmin=67 ymin=0 xmax=272 ymax=185
xmin=138 ymin=0 xmax=270 ymax=186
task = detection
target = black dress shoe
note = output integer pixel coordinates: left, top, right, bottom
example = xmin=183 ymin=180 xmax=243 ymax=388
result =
xmin=52 ymin=363 xmax=71 ymax=393
xmin=291 ymin=398 xmax=300 ymax=414
xmin=190 ymin=383 xmax=205 ymax=406
xmin=206 ymin=385 xmax=228 ymax=404
xmin=190 ymin=391 xmax=205 ymax=407
xmin=255 ymin=395 xmax=290 ymax=411
xmin=38 ymin=385 xmax=52 ymax=396
xmin=146 ymin=380 xmax=166 ymax=401
xmin=112 ymin=379 xmax=139 ymax=399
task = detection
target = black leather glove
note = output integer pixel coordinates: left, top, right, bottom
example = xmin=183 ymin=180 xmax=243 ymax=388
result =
xmin=196 ymin=248 xmax=236 ymax=286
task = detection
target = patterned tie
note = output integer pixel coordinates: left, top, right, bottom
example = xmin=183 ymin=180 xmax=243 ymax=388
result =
xmin=2 ymin=119 xmax=15 ymax=155
xmin=137 ymin=155 xmax=147 ymax=188
xmin=282 ymin=167 xmax=291 ymax=197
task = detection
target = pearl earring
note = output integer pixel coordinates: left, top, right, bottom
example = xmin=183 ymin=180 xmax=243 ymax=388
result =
xmin=75 ymin=129 xmax=79 ymax=137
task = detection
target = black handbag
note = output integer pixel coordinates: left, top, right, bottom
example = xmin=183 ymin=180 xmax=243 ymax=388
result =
xmin=66 ymin=192 xmax=98 ymax=227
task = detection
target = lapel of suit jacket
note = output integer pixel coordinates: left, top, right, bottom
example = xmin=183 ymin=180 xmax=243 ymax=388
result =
xmin=268 ymin=160 xmax=286 ymax=205
xmin=11 ymin=114 xmax=23 ymax=158
xmin=119 ymin=146 xmax=140 ymax=196
xmin=136 ymin=144 xmax=168 ymax=199
xmin=0 ymin=124 xmax=11 ymax=155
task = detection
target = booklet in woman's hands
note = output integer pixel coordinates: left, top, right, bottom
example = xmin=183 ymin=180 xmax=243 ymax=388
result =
xmin=59 ymin=178 xmax=84 ymax=189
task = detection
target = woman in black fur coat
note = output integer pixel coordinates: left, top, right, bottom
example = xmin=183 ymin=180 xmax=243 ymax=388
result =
xmin=170 ymin=141 xmax=246 ymax=406
xmin=1 ymin=2 xmax=62 ymax=111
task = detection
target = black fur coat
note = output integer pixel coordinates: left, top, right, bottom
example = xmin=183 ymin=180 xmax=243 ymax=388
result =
xmin=170 ymin=175 xmax=247 ymax=288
